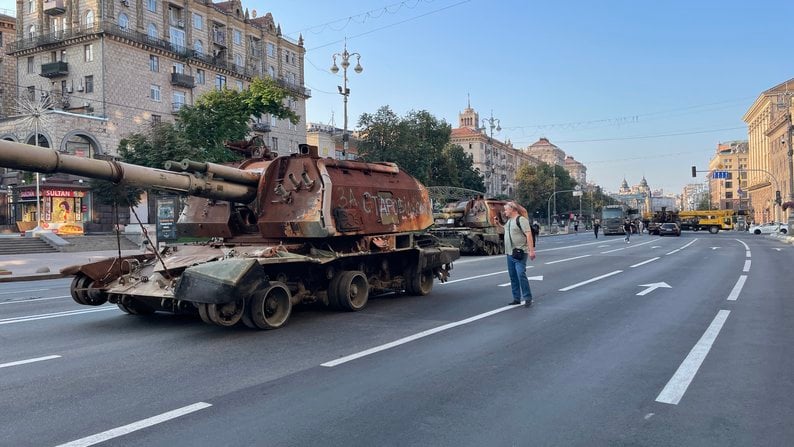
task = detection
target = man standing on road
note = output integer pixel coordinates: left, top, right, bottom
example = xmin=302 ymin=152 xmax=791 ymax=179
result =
xmin=593 ymin=219 xmax=600 ymax=238
xmin=623 ymin=219 xmax=632 ymax=243
xmin=503 ymin=202 xmax=536 ymax=307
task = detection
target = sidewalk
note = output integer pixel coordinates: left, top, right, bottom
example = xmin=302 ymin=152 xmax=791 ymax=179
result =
xmin=0 ymin=249 xmax=147 ymax=282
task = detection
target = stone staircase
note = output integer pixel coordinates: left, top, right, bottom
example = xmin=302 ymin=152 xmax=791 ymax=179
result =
xmin=0 ymin=237 xmax=59 ymax=255
xmin=0 ymin=234 xmax=140 ymax=255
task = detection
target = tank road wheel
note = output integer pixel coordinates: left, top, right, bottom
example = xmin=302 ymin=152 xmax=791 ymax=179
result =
xmin=71 ymin=274 xmax=108 ymax=306
xmin=118 ymin=297 xmax=156 ymax=315
xmin=197 ymin=303 xmax=214 ymax=324
xmin=207 ymin=299 xmax=246 ymax=327
xmin=249 ymin=282 xmax=292 ymax=330
xmin=333 ymin=271 xmax=369 ymax=311
xmin=405 ymin=264 xmax=434 ymax=296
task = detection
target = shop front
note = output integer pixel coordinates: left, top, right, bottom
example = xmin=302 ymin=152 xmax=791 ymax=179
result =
xmin=14 ymin=186 xmax=90 ymax=235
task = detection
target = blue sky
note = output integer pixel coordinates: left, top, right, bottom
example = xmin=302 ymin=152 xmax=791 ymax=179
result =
xmin=4 ymin=0 xmax=793 ymax=194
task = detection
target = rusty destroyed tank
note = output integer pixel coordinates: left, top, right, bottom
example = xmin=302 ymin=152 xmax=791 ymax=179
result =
xmin=430 ymin=196 xmax=508 ymax=255
xmin=0 ymin=140 xmax=459 ymax=329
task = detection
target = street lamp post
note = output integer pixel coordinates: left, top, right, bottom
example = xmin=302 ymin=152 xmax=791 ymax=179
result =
xmin=481 ymin=111 xmax=501 ymax=197
xmin=330 ymin=41 xmax=363 ymax=158
xmin=547 ymin=189 xmax=575 ymax=234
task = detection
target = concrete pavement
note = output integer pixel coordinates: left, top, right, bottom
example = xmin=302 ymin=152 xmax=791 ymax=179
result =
xmin=0 ymin=248 xmax=147 ymax=282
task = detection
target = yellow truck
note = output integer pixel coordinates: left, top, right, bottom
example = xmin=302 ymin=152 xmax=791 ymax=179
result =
xmin=677 ymin=210 xmax=735 ymax=234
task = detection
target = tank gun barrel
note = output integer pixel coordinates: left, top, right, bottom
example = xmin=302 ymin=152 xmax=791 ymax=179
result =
xmin=0 ymin=140 xmax=258 ymax=203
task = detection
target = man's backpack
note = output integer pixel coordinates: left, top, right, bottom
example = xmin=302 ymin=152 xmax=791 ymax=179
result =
xmin=515 ymin=218 xmax=539 ymax=247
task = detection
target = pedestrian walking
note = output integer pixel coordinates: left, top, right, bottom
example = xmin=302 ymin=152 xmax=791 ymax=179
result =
xmin=503 ymin=202 xmax=536 ymax=307
xmin=593 ymin=219 xmax=600 ymax=238
xmin=623 ymin=219 xmax=632 ymax=243
xmin=574 ymin=220 xmax=579 ymax=233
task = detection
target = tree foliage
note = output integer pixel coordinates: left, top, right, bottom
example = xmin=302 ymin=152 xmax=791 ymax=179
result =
xmin=357 ymin=106 xmax=483 ymax=189
xmin=176 ymin=77 xmax=300 ymax=161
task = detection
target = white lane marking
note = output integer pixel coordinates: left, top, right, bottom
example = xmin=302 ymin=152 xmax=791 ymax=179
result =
xmin=631 ymin=257 xmax=660 ymax=268
xmin=558 ymin=270 xmax=622 ymax=292
xmin=746 ymin=251 xmax=751 ymax=258
xmin=442 ymin=267 xmax=533 ymax=285
xmin=710 ymin=247 xmax=720 ymax=250
xmin=0 ymin=355 xmax=61 ymax=369
xmin=545 ymin=254 xmax=590 ymax=265
xmin=498 ymin=276 xmax=543 ymax=287
xmin=734 ymin=239 xmax=750 ymax=251
xmin=726 ymin=275 xmax=747 ymax=301
xmin=656 ymin=310 xmax=730 ymax=405
xmin=0 ymin=288 xmax=50 ymax=295
xmin=666 ymin=249 xmax=680 ymax=255
xmin=772 ymin=248 xmax=782 ymax=252
xmin=450 ymin=239 xmax=622 ymax=265
xmin=636 ymin=282 xmax=671 ymax=296
xmin=0 ymin=295 xmax=71 ymax=306
xmin=322 ymin=304 xmax=526 ymax=367
xmin=743 ymin=260 xmax=751 ymax=272
xmin=601 ymin=238 xmax=659 ymax=253
xmin=0 ymin=307 xmax=116 ymax=326
xmin=55 ymin=402 xmax=212 ymax=447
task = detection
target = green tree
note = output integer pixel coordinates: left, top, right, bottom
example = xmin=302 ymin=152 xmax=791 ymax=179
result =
xmin=514 ymin=162 xmax=577 ymax=220
xmin=177 ymin=77 xmax=299 ymax=161
xmin=357 ymin=107 xmax=482 ymax=187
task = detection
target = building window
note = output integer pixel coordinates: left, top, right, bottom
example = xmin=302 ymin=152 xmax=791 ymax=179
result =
xmin=149 ymin=55 xmax=159 ymax=72
xmin=28 ymin=0 xmax=34 ymax=13
xmin=235 ymin=80 xmax=243 ymax=91
xmin=148 ymin=24 xmax=158 ymax=40
xmin=193 ymin=13 xmax=203 ymax=30
xmin=268 ymin=65 xmax=275 ymax=79
xmin=85 ymin=76 xmax=94 ymax=93
xmin=27 ymin=25 xmax=36 ymax=39
xmin=233 ymin=29 xmax=242 ymax=45
xmin=725 ymin=181 xmax=733 ymax=189
xmin=151 ymin=114 xmax=162 ymax=125
xmin=85 ymin=10 xmax=94 ymax=28
xmin=267 ymin=42 xmax=275 ymax=57
xmin=84 ymin=44 xmax=93 ymax=61
xmin=27 ymin=86 xmax=35 ymax=101
xmin=150 ymin=85 xmax=161 ymax=101
xmin=194 ymin=40 xmax=203 ymax=55
xmin=215 ymin=74 xmax=226 ymax=90
xmin=173 ymin=62 xmax=185 ymax=74
xmin=146 ymin=0 xmax=156 ymax=12
xmin=196 ymin=69 xmax=205 ymax=84
xmin=235 ymin=53 xmax=243 ymax=68
xmin=271 ymin=137 xmax=278 ymax=151
xmin=27 ymin=56 xmax=34 ymax=74
xmin=173 ymin=91 xmax=186 ymax=112
xmin=119 ymin=13 xmax=129 ymax=29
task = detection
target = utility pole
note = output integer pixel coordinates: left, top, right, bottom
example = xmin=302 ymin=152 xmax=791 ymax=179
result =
xmin=330 ymin=40 xmax=363 ymax=158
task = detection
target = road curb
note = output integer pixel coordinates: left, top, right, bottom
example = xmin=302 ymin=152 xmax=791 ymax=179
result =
xmin=0 ymin=272 xmax=65 ymax=283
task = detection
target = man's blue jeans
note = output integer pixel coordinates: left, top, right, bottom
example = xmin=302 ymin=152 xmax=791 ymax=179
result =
xmin=506 ymin=254 xmax=532 ymax=302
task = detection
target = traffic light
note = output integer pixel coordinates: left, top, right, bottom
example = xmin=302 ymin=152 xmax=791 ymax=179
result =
xmin=691 ymin=166 xmax=697 ymax=177
xmin=776 ymin=190 xmax=782 ymax=205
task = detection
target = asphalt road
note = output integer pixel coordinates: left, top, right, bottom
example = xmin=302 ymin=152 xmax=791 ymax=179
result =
xmin=1 ymin=231 xmax=793 ymax=446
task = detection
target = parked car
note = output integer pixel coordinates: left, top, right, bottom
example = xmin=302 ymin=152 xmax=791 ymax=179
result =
xmin=658 ymin=222 xmax=681 ymax=236
xmin=748 ymin=222 xmax=789 ymax=235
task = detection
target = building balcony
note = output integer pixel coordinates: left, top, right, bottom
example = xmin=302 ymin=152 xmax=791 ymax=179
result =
xmin=43 ymin=0 xmax=66 ymax=15
xmin=248 ymin=47 xmax=262 ymax=59
xmin=212 ymin=30 xmax=226 ymax=47
xmin=252 ymin=122 xmax=271 ymax=133
xmin=170 ymin=72 xmax=195 ymax=89
xmin=40 ymin=61 xmax=68 ymax=78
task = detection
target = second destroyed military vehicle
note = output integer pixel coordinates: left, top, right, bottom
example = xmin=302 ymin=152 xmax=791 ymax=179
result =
xmin=430 ymin=196 xmax=508 ymax=255
xmin=0 ymin=140 xmax=460 ymax=330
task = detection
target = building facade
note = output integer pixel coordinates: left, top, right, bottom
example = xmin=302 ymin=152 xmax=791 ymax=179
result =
xmin=563 ymin=155 xmax=586 ymax=186
xmin=1 ymin=0 xmax=309 ymax=232
xmin=742 ymin=79 xmax=793 ymax=224
xmin=0 ymin=11 xmax=16 ymax=118
xmin=451 ymin=105 xmax=540 ymax=198
xmin=707 ymin=140 xmax=749 ymax=212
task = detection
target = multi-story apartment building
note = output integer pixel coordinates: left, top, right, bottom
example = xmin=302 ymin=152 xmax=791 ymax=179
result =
xmin=1 ymin=0 xmax=309 ymax=232
xmin=0 ymin=10 xmax=16 ymax=118
xmin=563 ymin=155 xmax=586 ymax=186
xmin=451 ymin=104 xmax=540 ymax=198
xmin=743 ymin=78 xmax=793 ymax=224
xmin=305 ymin=122 xmax=359 ymax=160
xmin=681 ymin=182 xmax=708 ymax=211
xmin=707 ymin=140 xmax=749 ymax=212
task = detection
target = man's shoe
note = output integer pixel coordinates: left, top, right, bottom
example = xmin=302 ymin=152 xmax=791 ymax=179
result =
xmin=524 ymin=299 xmax=533 ymax=308
xmin=509 ymin=300 xmax=521 ymax=305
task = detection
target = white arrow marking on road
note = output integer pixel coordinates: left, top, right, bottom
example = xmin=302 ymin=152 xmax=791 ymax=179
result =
xmin=499 ymin=276 xmax=543 ymax=287
xmin=711 ymin=247 xmax=720 ymax=250
xmin=652 ymin=246 xmax=661 ymax=249
xmin=636 ymin=282 xmax=672 ymax=296
xmin=773 ymin=248 xmax=782 ymax=251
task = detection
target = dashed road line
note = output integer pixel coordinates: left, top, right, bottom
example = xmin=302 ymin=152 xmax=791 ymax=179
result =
xmin=559 ymin=270 xmax=623 ymax=292
xmin=55 ymin=402 xmax=213 ymax=447
xmin=743 ymin=260 xmax=751 ymax=272
xmin=727 ymin=275 xmax=747 ymax=301
xmin=545 ymin=254 xmax=590 ymax=265
xmin=0 ymin=307 xmax=116 ymax=326
xmin=656 ymin=310 xmax=730 ymax=405
xmin=631 ymin=257 xmax=660 ymax=268
xmin=0 ymin=355 xmax=61 ymax=369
